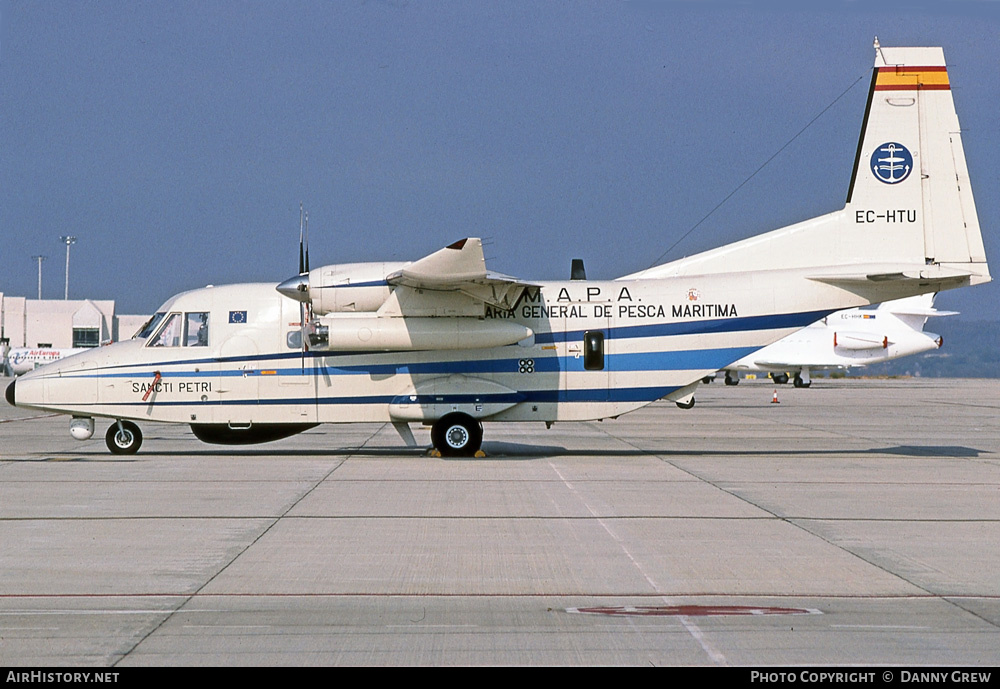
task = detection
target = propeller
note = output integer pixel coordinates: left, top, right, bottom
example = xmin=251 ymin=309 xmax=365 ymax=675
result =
xmin=300 ymin=204 xmax=310 ymax=276
xmin=276 ymin=204 xmax=311 ymax=304
xmin=276 ymin=204 xmax=313 ymax=371
xmin=276 ymin=204 xmax=327 ymax=369
xmin=299 ymin=206 xmax=311 ymax=369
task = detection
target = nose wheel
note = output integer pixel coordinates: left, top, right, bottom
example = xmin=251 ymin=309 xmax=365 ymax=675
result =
xmin=106 ymin=421 xmax=143 ymax=455
xmin=431 ymin=413 xmax=483 ymax=457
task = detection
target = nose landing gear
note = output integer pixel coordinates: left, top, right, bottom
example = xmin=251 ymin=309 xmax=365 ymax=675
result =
xmin=106 ymin=420 xmax=143 ymax=455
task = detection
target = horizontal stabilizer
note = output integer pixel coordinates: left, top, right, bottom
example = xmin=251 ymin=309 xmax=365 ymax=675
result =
xmin=889 ymin=307 xmax=958 ymax=318
xmin=807 ymin=264 xmax=975 ymax=291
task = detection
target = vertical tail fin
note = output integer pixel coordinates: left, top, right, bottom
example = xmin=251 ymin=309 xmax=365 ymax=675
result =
xmin=632 ymin=44 xmax=989 ymax=289
xmin=846 ymin=46 xmax=986 ymax=270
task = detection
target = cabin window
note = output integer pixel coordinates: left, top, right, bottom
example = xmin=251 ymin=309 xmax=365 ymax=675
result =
xmin=286 ymin=330 xmax=302 ymax=349
xmin=583 ymin=331 xmax=605 ymax=371
xmin=72 ymin=328 xmax=100 ymax=348
xmin=136 ymin=312 xmax=166 ymax=339
xmin=185 ymin=312 xmax=209 ymax=347
xmin=147 ymin=313 xmax=183 ymax=347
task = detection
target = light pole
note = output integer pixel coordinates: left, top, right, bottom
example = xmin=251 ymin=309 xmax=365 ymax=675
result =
xmin=31 ymin=255 xmax=46 ymax=299
xmin=59 ymin=236 xmax=76 ymax=300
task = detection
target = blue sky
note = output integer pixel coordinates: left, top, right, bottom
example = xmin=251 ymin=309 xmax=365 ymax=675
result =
xmin=2 ymin=1 xmax=998 ymax=319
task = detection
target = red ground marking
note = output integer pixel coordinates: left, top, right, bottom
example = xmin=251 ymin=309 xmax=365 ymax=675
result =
xmin=567 ymin=605 xmax=820 ymax=617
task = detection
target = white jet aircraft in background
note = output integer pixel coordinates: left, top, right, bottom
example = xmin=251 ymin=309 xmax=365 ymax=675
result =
xmin=718 ymin=293 xmax=955 ymax=387
xmin=5 ymin=348 xmax=87 ymax=377
xmin=5 ymin=44 xmax=991 ymax=456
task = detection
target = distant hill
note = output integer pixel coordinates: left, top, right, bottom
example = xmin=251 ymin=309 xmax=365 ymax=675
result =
xmin=836 ymin=319 xmax=1000 ymax=379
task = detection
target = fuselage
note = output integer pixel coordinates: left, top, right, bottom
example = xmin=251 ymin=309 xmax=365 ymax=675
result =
xmin=10 ymin=264 xmax=899 ymax=429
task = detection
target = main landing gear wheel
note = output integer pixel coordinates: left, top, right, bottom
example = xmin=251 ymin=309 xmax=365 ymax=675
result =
xmin=431 ymin=413 xmax=483 ymax=457
xmin=772 ymin=372 xmax=790 ymax=385
xmin=793 ymin=375 xmax=811 ymax=388
xmin=106 ymin=420 xmax=142 ymax=455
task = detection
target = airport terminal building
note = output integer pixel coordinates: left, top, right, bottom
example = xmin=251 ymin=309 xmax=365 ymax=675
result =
xmin=0 ymin=293 xmax=148 ymax=350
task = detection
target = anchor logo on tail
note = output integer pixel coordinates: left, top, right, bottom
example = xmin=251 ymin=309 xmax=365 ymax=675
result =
xmin=871 ymin=142 xmax=913 ymax=184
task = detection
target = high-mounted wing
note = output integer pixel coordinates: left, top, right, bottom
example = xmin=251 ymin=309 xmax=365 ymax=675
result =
xmin=277 ymin=238 xmax=535 ymax=351
xmin=385 ymin=238 xmax=534 ymax=312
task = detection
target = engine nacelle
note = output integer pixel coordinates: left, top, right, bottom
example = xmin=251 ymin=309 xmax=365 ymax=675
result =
xmin=308 ymin=262 xmax=404 ymax=315
xmin=277 ymin=262 xmax=404 ymax=315
xmin=833 ymin=331 xmax=888 ymax=351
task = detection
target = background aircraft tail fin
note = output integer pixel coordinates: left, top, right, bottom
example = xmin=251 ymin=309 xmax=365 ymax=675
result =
xmin=878 ymin=292 xmax=958 ymax=331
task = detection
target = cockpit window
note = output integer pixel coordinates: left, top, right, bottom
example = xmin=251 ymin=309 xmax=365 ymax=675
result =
xmin=146 ymin=312 xmax=211 ymax=348
xmin=185 ymin=312 xmax=209 ymax=347
xmin=135 ymin=312 xmax=167 ymax=339
xmin=148 ymin=313 xmax=183 ymax=347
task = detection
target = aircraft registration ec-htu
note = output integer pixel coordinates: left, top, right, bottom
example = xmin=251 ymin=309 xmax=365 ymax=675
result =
xmin=5 ymin=44 xmax=991 ymax=456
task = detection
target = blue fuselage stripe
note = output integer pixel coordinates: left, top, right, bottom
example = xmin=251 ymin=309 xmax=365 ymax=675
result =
xmin=74 ymin=384 xmax=685 ymax=409
xmin=93 ymin=308 xmax=829 ymax=373
xmin=75 ymin=345 xmax=758 ymax=380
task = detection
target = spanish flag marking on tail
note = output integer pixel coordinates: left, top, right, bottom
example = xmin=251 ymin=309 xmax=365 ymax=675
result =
xmin=875 ymin=66 xmax=950 ymax=91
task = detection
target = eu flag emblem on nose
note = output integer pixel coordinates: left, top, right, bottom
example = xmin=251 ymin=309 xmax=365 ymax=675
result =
xmin=229 ymin=311 xmax=247 ymax=324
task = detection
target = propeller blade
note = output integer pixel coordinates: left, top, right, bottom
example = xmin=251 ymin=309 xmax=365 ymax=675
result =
xmin=298 ymin=203 xmax=306 ymax=275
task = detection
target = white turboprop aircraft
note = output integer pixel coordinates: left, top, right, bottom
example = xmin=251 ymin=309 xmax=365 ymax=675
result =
xmin=5 ymin=44 xmax=991 ymax=455
xmin=718 ymin=293 xmax=955 ymax=387
xmin=5 ymin=347 xmax=88 ymax=376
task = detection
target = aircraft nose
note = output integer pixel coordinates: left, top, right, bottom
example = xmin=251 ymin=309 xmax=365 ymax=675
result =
xmin=5 ymin=379 xmax=14 ymax=407
xmin=276 ymin=274 xmax=309 ymax=302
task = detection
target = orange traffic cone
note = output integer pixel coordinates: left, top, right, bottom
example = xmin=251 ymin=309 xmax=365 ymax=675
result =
xmin=771 ymin=389 xmax=780 ymax=404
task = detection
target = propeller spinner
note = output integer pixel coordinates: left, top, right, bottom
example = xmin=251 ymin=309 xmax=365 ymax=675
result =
xmin=276 ymin=273 xmax=309 ymax=302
